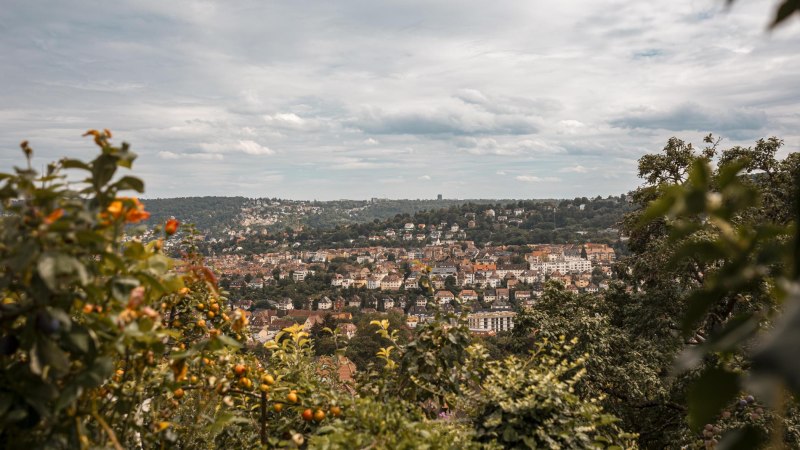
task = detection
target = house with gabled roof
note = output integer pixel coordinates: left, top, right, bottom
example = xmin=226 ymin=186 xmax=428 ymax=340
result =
xmin=460 ymin=289 xmax=479 ymax=301
xmin=317 ymin=296 xmax=332 ymax=310
xmin=434 ymin=290 xmax=455 ymax=305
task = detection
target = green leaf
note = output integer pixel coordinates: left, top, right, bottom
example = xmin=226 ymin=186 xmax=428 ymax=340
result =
xmin=717 ymin=425 xmax=766 ymax=450
xmin=36 ymin=252 xmax=89 ymax=291
xmin=637 ymin=192 xmax=676 ymax=227
xmin=61 ymin=158 xmax=91 ymax=171
xmin=669 ymin=241 xmax=728 ymax=268
xmin=65 ymin=328 xmax=92 ymax=354
xmin=113 ymin=176 xmax=144 ymax=193
xmin=111 ymin=276 xmax=140 ymax=303
xmin=681 ymin=287 xmax=724 ymax=336
xmin=716 ymin=158 xmax=749 ymax=188
xmin=752 ymin=297 xmax=800 ymax=395
xmin=770 ymin=0 xmax=800 ymax=28
xmin=54 ymin=383 xmax=82 ymax=412
xmin=36 ymin=337 xmax=70 ymax=375
xmin=675 ymin=314 xmax=759 ymax=373
xmin=75 ymin=356 xmax=114 ymax=389
xmin=687 ymin=367 xmax=739 ymax=431
xmin=215 ymin=334 xmax=243 ymax=349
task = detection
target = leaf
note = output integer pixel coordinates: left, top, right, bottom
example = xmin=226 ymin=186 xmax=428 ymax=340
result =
xmin=37 ymin=252 xmax=89 ymax=291
xmin=675 ymin=314 xmax=759 ymax=373
xmin=65 ymin=328 xmax=92 ymax=354
xmin=716 ymin=158 xmax=749 ymax=188
xmin=75 ymin=356 xmax=114 ymax=389
xmin=111 ymin=277 xmax=140 ymax=303
xmin=717 ymin=425 xmax=767 ymax=450
xmin=205 ymin=411 xmax=248 ymax=434
xmin=752 ymin=295 xmax=800 ymax=395
xmin=681 ymin=287 xmax=724 ymax=336
xmin=36 ymin=337 xmax=70 ymax=375
xmin=61 ymin=158 xmax=91 ymax=171
xmin=91 ymin=153 xmax=118 ymax=188
xmin=215 ymin=334 xmax=243 ymax=349
xmin=770 ymin=0 xmax=800 ymax=28
xmin=637 ymin=192 xmax=677 ymax=227
xmin=669 ymin=241 xmax=728 ymax=268
xmin=113 ymin=176 xmax=144 ymax=193
xmin=687 ymin=367 xmax=740 ymax=431
xmin=54 ymin=383 xmax=82 ymax=412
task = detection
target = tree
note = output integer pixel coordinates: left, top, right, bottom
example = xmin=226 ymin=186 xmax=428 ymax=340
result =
xmin=625 ymin=134 xmax=800 ymax=447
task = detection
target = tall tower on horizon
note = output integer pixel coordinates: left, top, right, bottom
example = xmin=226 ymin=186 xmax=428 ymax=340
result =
xmin=437 ymin=194 xmax=443 ymax=201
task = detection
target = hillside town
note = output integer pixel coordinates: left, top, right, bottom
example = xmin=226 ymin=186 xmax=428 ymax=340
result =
xmin=208 ymin=232 xmax=616 ymax=343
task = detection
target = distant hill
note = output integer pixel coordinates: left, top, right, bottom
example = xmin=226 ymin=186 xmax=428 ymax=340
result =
xmin=140 ymin=197 xmax=520 ymax=232
xmin=140 ymin=196 xmax=633 ymax=255
xmin=142 ymin=196 xmax=248 ymax=232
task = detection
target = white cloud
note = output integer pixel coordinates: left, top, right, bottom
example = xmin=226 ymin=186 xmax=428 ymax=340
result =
xmin=418 ymin=175 xmax=431 ymax=180
xmin=515 ymin=175 xmax=561 ymax=182
xmin=558 ymin=165 xmax=590 ymax=173
xmin=236 ymin=140 xmax=274 ymax=155
xmin=158 ymin=151 xmax=224 ymax=160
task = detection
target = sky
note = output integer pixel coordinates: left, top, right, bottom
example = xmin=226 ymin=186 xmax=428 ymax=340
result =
xmin=1 ymin=0 xmax=799 ymax=200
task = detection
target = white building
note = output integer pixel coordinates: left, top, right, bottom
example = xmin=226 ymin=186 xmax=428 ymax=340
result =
xmin=467 ymin=310 xmax=516 ymax=333
xmin=530 ymin=258 xmax=592 ymax=274
xmin=317 ymin=296 xmax=332 ymax=310
xmin=277 ymin=298 xmax=294 ymax=311
xmin=367 ymin=275 xmax=384 ymax=290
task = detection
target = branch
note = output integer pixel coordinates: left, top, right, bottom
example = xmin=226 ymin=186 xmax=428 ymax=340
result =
xmin=91 ymin=410 xmax=124 ymax=450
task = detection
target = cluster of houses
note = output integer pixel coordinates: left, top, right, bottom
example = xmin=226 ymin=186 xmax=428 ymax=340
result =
xmin=213 ymin=240 xmax=616 ymax=338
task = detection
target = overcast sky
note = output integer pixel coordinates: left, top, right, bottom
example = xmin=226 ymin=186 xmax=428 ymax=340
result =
xmin=1 ymin=1 xmax=798 ymax=200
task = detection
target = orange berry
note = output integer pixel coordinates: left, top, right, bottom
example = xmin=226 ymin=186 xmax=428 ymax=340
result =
xmin=239 ymin=377 xmax=252 ymax=389
xmin=261 ymin=374 xmax=275 ymax=385
xmin=313 ymin=409 xmax=325 ymax=422
xmin=273 ymin=403 xmax=283 ymax=413
xmin=301 ymin=409 xmax=313 ymax=421
xmin=165 ymin=218 xmax=179 ymax=235
xmin=287 ymin=391 xmax=298 ymax=404
xmin=259 ymin=384 xmax=270 ymax=393
xmin=234 ymin=364 xmax=247 ymax=376
xmin=173 ymin=388 xmax=185 ymax=399
xmin=330 ymin=405 xmax=342 ymax=417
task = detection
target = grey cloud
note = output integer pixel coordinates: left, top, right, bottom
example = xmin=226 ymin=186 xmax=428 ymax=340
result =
xmin=610 ymin=103 xmax=768 ymax=137
xmin=1 ymin=0 xmax=799 ymax=199
xmin=354 ymin=105 xmax=540 ymax=136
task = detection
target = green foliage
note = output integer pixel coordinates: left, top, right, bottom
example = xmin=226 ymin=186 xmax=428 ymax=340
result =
xmin=633 ymin=134 xmax=800 ymax=447
xmin=0 ymin=132 xmax=191 ymax=448
xmin=468 ymin=338 xmax=637 ymax=449
xmin=308 ymin=397 xmax=479 ymax=450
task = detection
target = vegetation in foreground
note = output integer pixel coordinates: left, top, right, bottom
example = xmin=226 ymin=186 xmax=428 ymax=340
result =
xmin=0 ymin=130 xmax=799 ymax=448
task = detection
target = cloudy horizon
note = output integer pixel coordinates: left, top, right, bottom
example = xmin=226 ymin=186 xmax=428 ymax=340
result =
xmin=1 ymin=0 xmax=799 ymax=200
